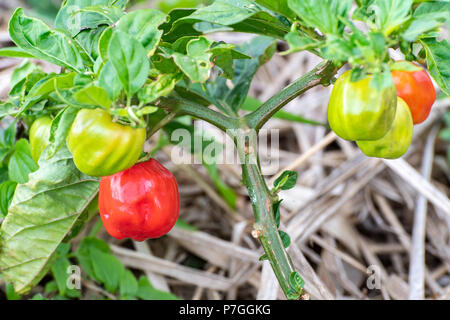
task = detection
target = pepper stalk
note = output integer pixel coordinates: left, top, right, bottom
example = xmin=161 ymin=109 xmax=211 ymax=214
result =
xmin=161 ymin=60 xmax=340 ymax=299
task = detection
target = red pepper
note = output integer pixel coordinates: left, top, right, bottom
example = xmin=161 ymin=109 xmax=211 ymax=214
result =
xmin=99 ymin=158 xmax=180 ymax=241
xmin=392 ymin=61 xmax=436 ymax=124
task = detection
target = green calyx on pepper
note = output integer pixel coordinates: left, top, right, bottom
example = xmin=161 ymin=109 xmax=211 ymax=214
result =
xmin=67 ymin=108 xmax=146 ymax=177
xmin=357 ymin=97 xmax=413 ymax=159
xmin=29 ymin=116 xmax=52 ymax=163
xmin=327 ymin=70 xmax=397 ymax=141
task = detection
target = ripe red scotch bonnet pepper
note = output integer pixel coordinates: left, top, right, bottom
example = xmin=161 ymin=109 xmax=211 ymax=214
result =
xmin=327 ymin=70 xmax=397 ymax=141
xmin=99 ymin=158 xmax=180 ymax=241
xmin=391 ymin=61 xmax=436 ymax=124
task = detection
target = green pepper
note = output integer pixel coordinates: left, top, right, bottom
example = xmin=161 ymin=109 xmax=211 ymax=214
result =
xmin=357 ymin=97 xmax=413 ymax=159
xmin=29 ymin=116 xmax=52 ymax=163
xmin=327 ymin=70 xmax=397 ymax=141
xmin=67 ymin=108 xmax=146 ymax=177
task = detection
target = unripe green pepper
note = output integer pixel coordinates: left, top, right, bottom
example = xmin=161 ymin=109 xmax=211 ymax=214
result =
xmin=357 ymin=97 xmax=413 ymax=159
xmin=67 ymin=108 xmax=146 ymax=177
xmin=29 ymin=116 xmax=52 ymax=163
xmin=327 ymin=70 xmax=397 ymax=141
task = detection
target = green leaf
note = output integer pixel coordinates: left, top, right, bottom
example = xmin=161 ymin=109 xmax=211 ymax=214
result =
xmin=0 ymin=146 xmax=99 ymax=294
xmin=51 ymin=256 xmax=81 ymax=298
xmin=0 ymin=181 xmax=17 ymax=218
xmin=28 ymin=73 xmax=76 ymax=99
xmin=160 ymin=8 xmax=200 ymax=41
xmin=208 ymin=42 xmax=251 ymax=80
xmin=117 ymin=9 xmax=167 ymax=56
xmin=283 ymin=31 xmax=320 ymax=55
xmin=73 ymin=5 xmax=124 ymax=32
xmin=273 ymin=170 xmax=298 ymax=191
xmin=0 ymin=102 xmax=20 ymax=120
xmin=165 ymin=0 xmax=289 ymax=41
xmin=273 ymin=199 xmax=282 ymax=228
xmin=0 ymin=47 xmax=35 ymax=58
xmin=9 ymin=8 xmax=87 ymax=73
xmin=172 ymin=37 xmax=213 ymax=83
xmin=402 ymin=2 xmax=450 ymax=41
xmin=55 ymin=0 xmax=127 ymax=35
xmin=120 ymin=270 xmax=139 ymax=298
xmin=188 ymin=0 xmax=263 ymax=25
xmin=0 ymin=167 xmax=9 ymax=184
xmin=421 ymin=38 xmax=450 ymax=97
xmin=136 ymin=276 xmax=180 ymax=300
xmin=289 ymin=271 xmax=305 ymax=292
xmin=6 ymin=283 xmax=21 ymax=300
xmin=204 ymin=162 xmax=237 ymax=209
xmin=210 ymin=36 xmax=276 ymax=111
xmin=279 ymin=230 xmax=291 ymax=248
xmin=9 ymin=61 xmax=40 ymax=96
xmin=158 ymin=0 xmax=206 ymax=13
xmin=370 ymin=65 xmax=394 ymax=90
xmin=0 ymin=121 xmax=16 ymax=149
xmin=47 ymin=106 xmax=79 ymax=158
xmin=288 ymin=0 xmax=352 ymax=35
xmin=31 ymin=293 xmax=47 ymax=300
xmin=175 ymin=36 xmax=275 ymax=112
xmin=75 ymin=237 xmax=110 ymax=280
xmin=321 ymin=34 xmax=354 ymax=63
xmin=440 ymin=128 xmax=450 ymax=141
xmin=108 ymin=30 xmax=150 ymax=96
xmin=44 ymin=280 xmax=58 ymax=294
xmin=98 ymin=26 xmax=114 ymax=62
xmin=370 ymin=0 xmax=413 ymax=35
xmin=253 ymin=0 xmax=296 ymax=19
xmin=75 ymin=26 xmax=107 ymax=61
xmin=19 ymin=72 xmax=76 ymax=116
xmin=73 ymin=85 xmax=112 ymax=109
xmin=137 ymin=73 xmax=183 ymax=105
xmin=175 ymin=219 xmax=197 ymax=231
xmin=90 ymin=246 xmax=124 ymax=293
xmin=98 ymin=61 xmax=123 ymax=100
xmin=352 ymin=0 xmax=375 ymax=21
xmin=8 ymin=139 xmax=38 ymax=184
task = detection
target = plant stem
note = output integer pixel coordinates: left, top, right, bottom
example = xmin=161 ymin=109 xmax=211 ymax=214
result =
xmin=245 ymin=61 xmax=340 ymax=131
xmin=157 ymin=62 xmax=341 ymax=299
xmin=158 ymin=97 xmax=238 ymax=131
xmin=234 ymin=62 xmax=341 ymax=299
xmin=236 ymin=131 xmax=302 ymax=299
xmin=147 ymin=112 xmax=177 ymax=138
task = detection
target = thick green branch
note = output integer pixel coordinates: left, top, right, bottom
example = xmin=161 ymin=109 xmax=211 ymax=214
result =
xmin=245 ymin=60 xmax=340 ymax=131
xmin=158 ymin=97 xmax=238 ymax=131
xmin=235 ymin=130 xmax=305 ymax=299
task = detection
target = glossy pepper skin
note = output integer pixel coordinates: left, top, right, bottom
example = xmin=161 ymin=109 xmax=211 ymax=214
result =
xmin=357 ymin=97 xmax=413 ymax=159
xmin=29 ymin=116 xmax=52 ymax=163
xmin=328 ymin=70 xmax=397 ymax=141
xmin=99 ymin=158 xmax=180 ymax=241
xmin=392 ymin=62 xmax=436 ymax=124
xmin=67 ymin=108 xmax=146 ymax=177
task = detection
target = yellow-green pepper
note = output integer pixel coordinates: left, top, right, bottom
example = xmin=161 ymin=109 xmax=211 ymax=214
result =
xmin=67 ymin=108 xmax=146 ymax=177
xmin=327 ymin=70 xmax=397 ymax=141
xmin=29 ymin=116 xmax=52 ymax=163
xmin=357 ymin=97 xmax=413 ymax=159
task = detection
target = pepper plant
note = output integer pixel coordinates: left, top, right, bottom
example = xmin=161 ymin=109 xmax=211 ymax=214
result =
xmin=0 ymin=0 xmax=449 ymax=300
